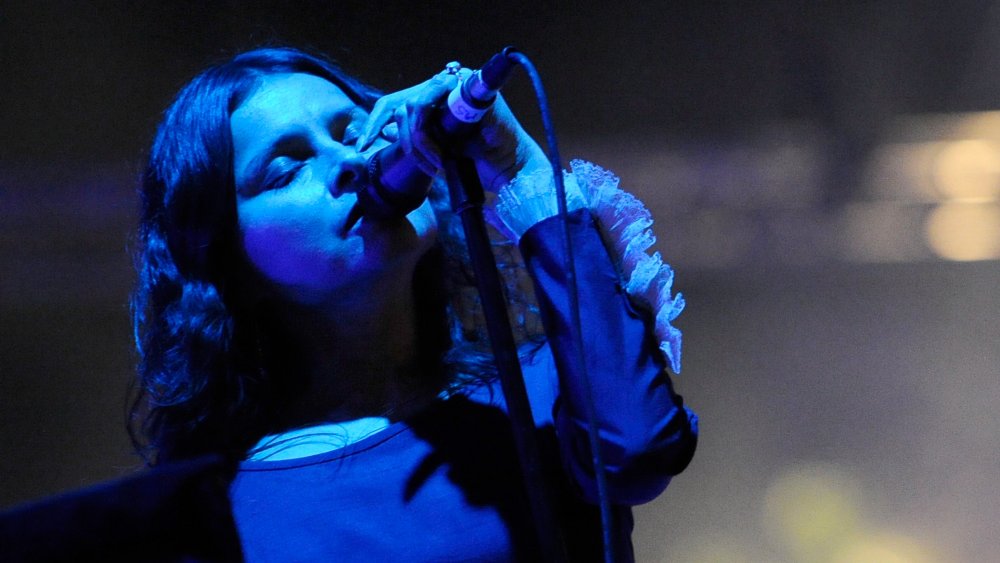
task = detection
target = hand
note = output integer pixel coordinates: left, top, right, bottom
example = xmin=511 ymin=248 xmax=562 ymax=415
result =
xmin=357 ymin=67 xmax=548 ymax=192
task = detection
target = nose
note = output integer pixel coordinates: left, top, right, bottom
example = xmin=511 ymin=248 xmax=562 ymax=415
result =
xmin=324 ymin=147 xmax=367 ymax=198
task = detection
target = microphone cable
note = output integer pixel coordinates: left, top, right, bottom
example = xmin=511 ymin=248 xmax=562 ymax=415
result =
xmin=502 ymin=48 xmax=616 ymax=563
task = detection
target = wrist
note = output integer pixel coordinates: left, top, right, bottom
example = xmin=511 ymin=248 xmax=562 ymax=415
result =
xmin=484 ymin=136 xmax=549 ymax=192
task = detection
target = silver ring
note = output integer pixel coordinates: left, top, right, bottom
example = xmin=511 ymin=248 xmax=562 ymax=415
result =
xmin=444 ymin=61 xmax=462 ymax=75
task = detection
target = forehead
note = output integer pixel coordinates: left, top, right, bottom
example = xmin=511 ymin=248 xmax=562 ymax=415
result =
xmin=230 ymin=73 xmax=360 ymax=191
xmin=233 ymin=72 xmax=357 ymax=132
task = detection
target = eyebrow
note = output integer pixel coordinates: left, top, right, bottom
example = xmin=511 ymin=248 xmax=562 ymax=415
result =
xmin=236 ymin=107 xmax=369 ymax=196
xmin=238 ymin=133 xmax=298 ymax=196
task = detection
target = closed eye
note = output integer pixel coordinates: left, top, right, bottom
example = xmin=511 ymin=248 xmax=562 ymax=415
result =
xmin=261 ymin=156 xmax=306 ymax=190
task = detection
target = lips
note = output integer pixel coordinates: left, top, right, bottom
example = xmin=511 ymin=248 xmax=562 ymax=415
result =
xmin=339 ymin=201 xmax=364 ymax=237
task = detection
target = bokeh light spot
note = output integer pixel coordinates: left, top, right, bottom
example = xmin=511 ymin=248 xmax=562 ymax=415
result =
xmin=761 ymin=464 xmax=862 ymax=559
xmin=931 ymin=139 xmax=1000 ymax=201
xmin=832 ymin=532 xmax=932 ymax=563
xmin=924 ymin=202 xmax=1000 ymax=261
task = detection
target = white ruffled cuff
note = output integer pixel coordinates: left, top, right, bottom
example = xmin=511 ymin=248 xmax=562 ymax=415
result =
xmin=486 ymin=160 xmax=685 ymax=374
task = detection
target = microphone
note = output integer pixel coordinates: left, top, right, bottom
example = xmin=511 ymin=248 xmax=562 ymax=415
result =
xmin=358 ymin=48 xmax=518 ymax=219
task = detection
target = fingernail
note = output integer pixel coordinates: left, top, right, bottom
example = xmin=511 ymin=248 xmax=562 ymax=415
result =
xmin=356 ymin=134 xmax=368 ymax=150
xmin=382 ymin=123 xmax=399 ymax=141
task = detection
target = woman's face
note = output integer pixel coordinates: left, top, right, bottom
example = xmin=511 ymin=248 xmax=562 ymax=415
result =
xmin=230 ymin=73 xmax=437 ymax=305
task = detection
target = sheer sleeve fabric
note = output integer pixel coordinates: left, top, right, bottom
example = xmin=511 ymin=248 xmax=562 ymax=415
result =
xmin=489 ymin=160 xmax=684 ymax=374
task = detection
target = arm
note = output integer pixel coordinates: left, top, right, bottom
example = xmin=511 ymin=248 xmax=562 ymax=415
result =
xmin=493 ymin=161 xmax=698 ymax=505
xmin=358 ymin=71 xmax=697 ymax=503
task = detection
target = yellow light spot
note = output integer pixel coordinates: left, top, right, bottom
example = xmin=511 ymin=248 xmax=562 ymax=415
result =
xmin=924 ymin=202 xmax=1000 ymax=261
xmin=761 ymin=464 xmax=862 ymax=559
xmin=833 ymin=532 xmax=932 ymax=563
xmin=951 ymin=111 xmax=1000 ymax=142
xmin=931 ymin=139 xmax=1000 ymax=201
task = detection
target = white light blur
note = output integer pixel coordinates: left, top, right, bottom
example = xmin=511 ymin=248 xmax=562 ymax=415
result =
xmin=924 ymin=201 xmax=1000 ymax=261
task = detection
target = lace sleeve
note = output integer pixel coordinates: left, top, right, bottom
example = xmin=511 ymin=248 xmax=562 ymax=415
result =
xmin=486 ymin=160 xmax=685 ymax=374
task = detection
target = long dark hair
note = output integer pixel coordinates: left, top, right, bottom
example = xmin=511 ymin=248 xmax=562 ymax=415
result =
xmin=130 ymin=46 xmax=538 ymax=467
xmin=130 ymin=47 xmax=395 ymax=465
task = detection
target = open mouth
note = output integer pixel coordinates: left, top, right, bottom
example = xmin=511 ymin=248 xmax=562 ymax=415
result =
xmin=340 ymin=201 xmax=364 ymax=236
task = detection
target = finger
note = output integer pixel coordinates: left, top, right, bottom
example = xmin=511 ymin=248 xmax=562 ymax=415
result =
xmin=403 ymin=107 xmax=440 ymax=175
xmin=358 ymin=96 xmax=393 ymax=151
xmin=358 ymin=83 xmax=421 ymax=150
xmin=418 ymin=72 xmax=459 ymax=108
xmin=358 ymin=76 xmax=451 ymax=150
xmin=398 ymin=102 xmax=440 ymax=176
xmin=411 ymin=127 xmax=443 ymax=172
xmin=408 ymin=73 xmax=459 ymax=166
xmin=395 ymin=105 xmax=412 ymax=157
xmin=381 ymin=122 xmax=399 ymax=142
xmin=410 ymin=73 xmax=457 ymax=128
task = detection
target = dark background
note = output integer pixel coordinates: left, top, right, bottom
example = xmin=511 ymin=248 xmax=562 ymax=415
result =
xmin=3 ymin=2 xmax=999 ymax=560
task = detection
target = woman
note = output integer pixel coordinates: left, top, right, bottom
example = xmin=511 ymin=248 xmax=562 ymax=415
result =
xmin=131 ymin=47 xmax=697 ymax=561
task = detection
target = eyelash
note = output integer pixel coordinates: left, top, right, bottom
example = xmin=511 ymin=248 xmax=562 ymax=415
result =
xmin=263 ymin=157 xmax=305 ymax=190
xmin=258 ymin=119 xmax=364 ymax=191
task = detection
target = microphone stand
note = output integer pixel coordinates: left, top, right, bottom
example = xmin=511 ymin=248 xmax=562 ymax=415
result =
xmin=442 ymin=155 xmax=568 ymax=563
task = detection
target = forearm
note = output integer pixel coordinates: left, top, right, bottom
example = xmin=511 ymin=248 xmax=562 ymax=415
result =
xmin=520 ymin=209 xmax=697 ymax=504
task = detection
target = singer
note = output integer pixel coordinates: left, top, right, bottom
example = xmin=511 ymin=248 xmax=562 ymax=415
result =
xmin=131 ymin=47 xmax=698 ymax=562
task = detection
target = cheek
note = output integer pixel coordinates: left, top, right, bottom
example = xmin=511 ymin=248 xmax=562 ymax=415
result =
xmin=238 ymin=199 xmax=356 ymax=291
xmin=235 ymin=193 xmax=438 ymax=300
xmin=243 ymin=224 xmax=321 ymax=286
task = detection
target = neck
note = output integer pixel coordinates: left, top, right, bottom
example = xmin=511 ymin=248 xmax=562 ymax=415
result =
xmin=264 ymin=271 xmax=438 ymax=429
